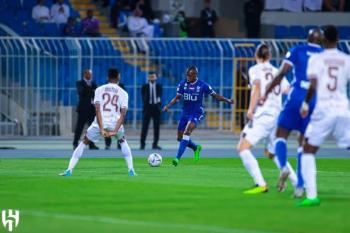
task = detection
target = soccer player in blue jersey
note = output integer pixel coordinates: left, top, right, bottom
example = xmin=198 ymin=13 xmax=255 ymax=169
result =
xmin=262 ymin=28 xmax=324 ymax=197
xmin=163 ymin=66 xmax=234 ymax=166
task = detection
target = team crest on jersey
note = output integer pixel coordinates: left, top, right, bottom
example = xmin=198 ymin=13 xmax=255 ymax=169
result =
xmin=196 ymin=86 xmax=200 ymax=92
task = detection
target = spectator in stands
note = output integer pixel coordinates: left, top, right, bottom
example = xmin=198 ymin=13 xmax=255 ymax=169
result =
xmin=283 ymin=0 xmax=303 ymax=12
xmin=32 ymin=0 xmax=51 ymax=23
xmin=323 ymin=0 xmax=345 ymax=11
xmin=200 ymin=0 xmax=218 ymax=38
xmin=304 ymin=0 xmax=323 ymax=11
xmin=175 ymin=11 xmax=189 ymax=38
xmin=51 ymin=0 xmax=70 ymax=24
xmin=244 ymin=0 xmax=263 ymax=38
xmin=135 ymin=0 xmax=154 ymax=22
xmin=127 ymin=9 xmax=154 ymax=38
xmin=73 ymin=69 xmax=99 ymax=150
xmin=82 ymin=9 xmax=101 ymax=37
xmin=62 ymin=16 xmax=80 ymax=37
xmin=140 ymin=72 xmax=162 ymax=150
xmin=110 ymin=0 xmax=134 ymax=28
xmin=264 ymin=0 xmax=283 ymax=11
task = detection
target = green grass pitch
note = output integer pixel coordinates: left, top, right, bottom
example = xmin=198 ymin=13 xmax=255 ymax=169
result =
xmin=0 ymin=158 xmax=349 ymax=233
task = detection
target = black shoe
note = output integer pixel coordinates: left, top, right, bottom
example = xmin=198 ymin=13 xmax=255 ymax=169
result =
xmin=105 ymin=145 xmax=110 ymax=150
xmin=89 ymin=144 xmax=99 ymax=150
xmin=152 ymin=145 xmax=162 ymax=150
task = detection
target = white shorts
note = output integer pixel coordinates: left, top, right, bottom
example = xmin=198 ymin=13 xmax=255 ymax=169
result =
xmin=86 ymin=122 xmax=125 ymax=143
xmin=242 ymin=113 xmax=277 ymax=153
xmin=305 ymin=110 xmax=350 ymax=148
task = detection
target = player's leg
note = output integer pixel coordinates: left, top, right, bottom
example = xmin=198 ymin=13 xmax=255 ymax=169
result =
xmin=87 ymin=114 xmax=99 ymax=150
xmin=118 ymin=134 xmax=136 ymax=176
xmin=294 ymin=134 xmax=305 ymax=197
xmin=60 ymin=123 xmax=99 ymax=176
xmin=173 ymin=121 xmax=196 ymax=166
xmin=298 ymin=142 xmax=320 ymax=206
xmin=275 ymin=126 xmax=292 ymax=192
xmin=237 ymin=137 xmax=267 ymax=194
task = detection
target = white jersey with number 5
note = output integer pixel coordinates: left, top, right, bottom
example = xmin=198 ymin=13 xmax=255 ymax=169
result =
xmin=93 ymin=83 xmax=128 ymax=128
xmin=307 ymin=48 xmax=350 ymax=113
xmin=305 ymin=48 xmax=350 ymax=148
xmin=249 ymin=62 xmax=289 ymax=118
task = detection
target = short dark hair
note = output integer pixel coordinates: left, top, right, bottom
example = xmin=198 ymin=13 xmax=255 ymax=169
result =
xmin=186 ymin=65 xmax=198 ymax=74
xmin=148 ymin=72 xmax=157 ymax=76
xmin=255 ymin=44 xmax=270 ymax=61
xmin=108 ymin=68 xmax=119 ymax=80
xmin=324 ymin=25 xmax=338 ymax=43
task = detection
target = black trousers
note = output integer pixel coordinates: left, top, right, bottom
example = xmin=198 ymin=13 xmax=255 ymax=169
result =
xmin=140 ymin=105 xmax=161 ymax=147
xmin=73 ymin=112 xmax=95 ymax=146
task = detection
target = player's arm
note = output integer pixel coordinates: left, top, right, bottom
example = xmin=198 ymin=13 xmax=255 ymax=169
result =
xmin=301 ymin=55 xmax=318 ymax=118
xmin=163 ymin=94 xmax=182 ymax=112
xmin=247 ymin=80 xmax=261 ymax=120
xmin=263 ymin=62 xmax=292 ymax=101
xmin=108 ymin=107 xmax=127 ymax=137
xmin=211 ymin=93 xmax=234 ymax=104
xmin=300 ymin=78 xmax=317 ymax=118
xmin=95 ymin=103 xmax=108 ymax=137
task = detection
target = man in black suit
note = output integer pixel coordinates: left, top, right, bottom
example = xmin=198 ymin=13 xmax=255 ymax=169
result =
xmin=200 ymin=0 xmax=218 ymax=38
xmin=73 ymin=69 xmax=99 ymax=150
xmin=140 ymin=72 xmax=162 ymax=150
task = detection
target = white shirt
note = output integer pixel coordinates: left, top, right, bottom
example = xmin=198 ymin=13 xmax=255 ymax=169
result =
xmin=264 ymin=0 xmax=283 ymax=10
xmin=51 ymin=3 xmax=70 ymax=24
xmin=307 ymin=48 xmax=350 ymax=113
xmin=249 ymin=62 xmax=290 ymax=117
xmin=94 ymin=83 xmax=128 ymax=127
xmin=304 ymin=0 xmax=323 ymax=11
xmin=149 ymin=82 xmax=157 ymax=104
xmin=32 ymin=5 xmax=50 ymax=22
xmin=283 ymin=0 xmax=303 ymax=12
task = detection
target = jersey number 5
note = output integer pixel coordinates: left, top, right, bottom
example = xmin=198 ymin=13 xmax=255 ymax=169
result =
xmin=265 ymin=73 xmax=281 ymax=95
xmin=102 ymin=93 xmax=119 ymax=112
xmin=327 ymin=66 xmax=338 ymax=91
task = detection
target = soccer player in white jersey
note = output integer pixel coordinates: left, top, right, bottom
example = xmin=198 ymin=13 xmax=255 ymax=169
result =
xmin=59 ymin=68 xmax=136 ymax=177
xmin=237 ymin=44 xmax=298 ymax=194
xmin=299 ymin=25 xmax=350 ymax=206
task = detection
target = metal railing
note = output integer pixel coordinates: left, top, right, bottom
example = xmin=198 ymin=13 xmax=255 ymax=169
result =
xmin=0 ymin=37 xmax=349 ymax=136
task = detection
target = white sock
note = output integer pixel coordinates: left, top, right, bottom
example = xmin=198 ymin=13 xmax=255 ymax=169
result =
xmin=302 ymin=154 xmax=317 ymax=199
xmin=239 ymin=149 xmax=266 ymax=186
xmin=286 ymin=162 xmax=298 ymax=187
xmin=272 ymin=156 xmax=298 ymax=187
xmin=68 ymin=142 xmax=86 ymax=172
xmin=121 ymin=140 xmax=134 ymax=171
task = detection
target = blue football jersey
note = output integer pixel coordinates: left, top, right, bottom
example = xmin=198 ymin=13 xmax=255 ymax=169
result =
xmin=284 ymin=43 xmax=323 ymax=89
xmin=177 ymin=79 xmax=215 ymax=114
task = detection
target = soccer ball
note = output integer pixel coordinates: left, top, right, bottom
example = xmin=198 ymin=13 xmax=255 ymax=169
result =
xmin=148 ymin=153 xmax=162 ymax=167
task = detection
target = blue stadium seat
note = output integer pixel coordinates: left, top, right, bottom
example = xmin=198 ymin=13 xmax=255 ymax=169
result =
xmin=338 ymin=26 xmax=350 ymax=40
xmin=274 ymin=26 xmax=289 ymax=39
xmin=289 ymin=26 xmax=305 ymax=39
xmin=43 ymin=23 xmax=60 ymax=36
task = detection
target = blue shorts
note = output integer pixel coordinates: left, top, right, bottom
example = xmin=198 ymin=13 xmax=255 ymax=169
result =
xmin=278 ymin=87 xmax=316 ymax=135
xmin=177 ymin=112 xmax=205 ymax=131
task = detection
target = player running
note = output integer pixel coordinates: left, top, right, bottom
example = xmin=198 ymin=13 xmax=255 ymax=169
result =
xmin=299 ymin=26 xmax=350 ymax=206
xmin=262 ymin=28 xmax=324 ymax=196
xmin=59 ymin=68 xmax=136 ymax=177
xmin=163 ymin=66 xmax=234 ymax=166
xmin=237 ymin=44 xmax=298 ymax=194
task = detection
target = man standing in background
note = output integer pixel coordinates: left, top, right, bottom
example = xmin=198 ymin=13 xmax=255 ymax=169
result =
xmin=200 ymin=0 xmax=218 ymax=38
xmin=140 ymin=72 xmax=162 ymax=150
xmin=73 ymin=69 xmax=99 ymax=150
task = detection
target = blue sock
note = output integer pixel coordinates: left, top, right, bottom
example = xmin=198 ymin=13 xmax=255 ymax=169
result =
xmin=187 ymin=140 xmax=197 ymax=151
xmin=296 ymin=147 xmax=304 ymax=188
xmin=275 ymin=138 xmax=287 ymax=169
xmin=176 ymin=135 xmax=190 ymax=160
